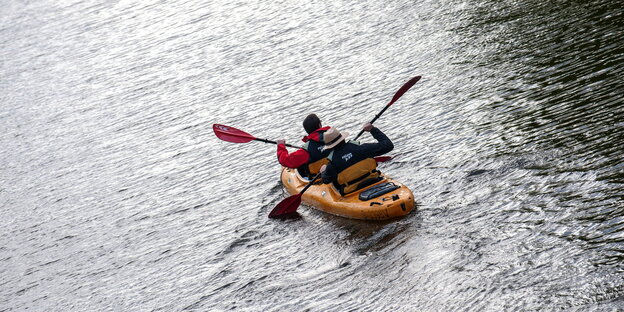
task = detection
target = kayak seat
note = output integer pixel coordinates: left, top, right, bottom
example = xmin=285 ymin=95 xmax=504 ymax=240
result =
xmin=339 ymin=176 xmax=383 ymax=196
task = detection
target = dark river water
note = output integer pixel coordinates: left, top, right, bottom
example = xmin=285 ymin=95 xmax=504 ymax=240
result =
xmin=1 ymin=0 xmax=623 ymax=311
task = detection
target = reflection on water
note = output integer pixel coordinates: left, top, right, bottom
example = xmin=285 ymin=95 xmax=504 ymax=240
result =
xmin=474 ymin=0 xmax=624 ymax=279
xmin=1 ymin=0 xmax=622 ymax=310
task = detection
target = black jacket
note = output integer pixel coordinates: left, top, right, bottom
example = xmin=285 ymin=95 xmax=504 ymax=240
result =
xmin=321 ymin=127 xmax=393 ymax=184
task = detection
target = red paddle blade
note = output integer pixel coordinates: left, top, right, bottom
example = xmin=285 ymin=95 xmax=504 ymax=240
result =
xmin=389 ymin=76 xmax=421 ymax=106
xmin=269 ymin=194 xmax=302 ymax=218
xmin=213 ymin=124 xmax=256 ymax=143
xmin=374 ymin=156 xmax=392 ymax=163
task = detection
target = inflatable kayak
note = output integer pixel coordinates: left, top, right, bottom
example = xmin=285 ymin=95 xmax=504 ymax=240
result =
xmin=280 ymin=167 xmax=415 ymax=220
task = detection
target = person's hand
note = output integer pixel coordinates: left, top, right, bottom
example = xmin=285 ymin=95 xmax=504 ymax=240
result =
xmin=320 ymin=165 xmax=327 ymax=173
xmin=277 ymin=139 xmax=285 ymax=145
xmin=362 ymin=122 xmax=373 ymax=132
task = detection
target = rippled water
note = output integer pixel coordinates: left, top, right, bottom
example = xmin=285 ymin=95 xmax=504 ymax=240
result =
xmin=1 ymin=0 xmax=622 ymax=311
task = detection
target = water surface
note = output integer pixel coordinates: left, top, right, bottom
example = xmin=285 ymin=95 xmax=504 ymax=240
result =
xmin=1 ymin=0 xmax=622 ymax=310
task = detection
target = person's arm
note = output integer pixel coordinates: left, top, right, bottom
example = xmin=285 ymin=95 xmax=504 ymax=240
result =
xmin=277 ymin=142 xmax=310 ymax=168
xmin=320 ymin=163 xmax=336 ymax=184
xmin=360 ymin=126 xmax=394 ymax=158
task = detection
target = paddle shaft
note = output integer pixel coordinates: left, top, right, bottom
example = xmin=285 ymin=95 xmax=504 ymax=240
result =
xmin=254 ymin=138 xmax=299 ymax=149
xmin=352 ymin=76 xmax=421 ymax=142
xmin=353 ymin=104 xmax=391 ymax=141
xmin=300 ymin=173 xmax=321 ymax=194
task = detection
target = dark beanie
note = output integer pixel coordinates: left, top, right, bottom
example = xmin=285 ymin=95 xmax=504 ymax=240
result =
xmin=303 ymin=114 xmax=321 ymax=134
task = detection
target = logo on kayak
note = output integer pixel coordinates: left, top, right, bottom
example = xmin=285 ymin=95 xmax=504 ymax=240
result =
xmin=342 ymin=153 xmax=352 ymax=162
xmin=215 ymin=125 xmax=230 ymax=131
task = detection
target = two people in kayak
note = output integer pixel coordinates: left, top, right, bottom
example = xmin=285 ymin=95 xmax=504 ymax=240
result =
xmin=276 ymin=114 xmax=393 ymax=195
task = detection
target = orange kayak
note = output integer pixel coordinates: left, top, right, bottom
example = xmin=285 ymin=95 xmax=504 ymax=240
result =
xmin=280 ymin=167 xmax=415 ymax=220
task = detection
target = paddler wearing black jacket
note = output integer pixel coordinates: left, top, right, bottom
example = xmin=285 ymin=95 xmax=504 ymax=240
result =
xmin=320 ymin=123 xmax=394 ymax=194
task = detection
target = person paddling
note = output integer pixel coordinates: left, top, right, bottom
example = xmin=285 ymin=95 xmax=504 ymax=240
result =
xmin=276 ymin=114 xmax=332 ymax=178
xmin=319 ymin=123 xmax=394 ymax=194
